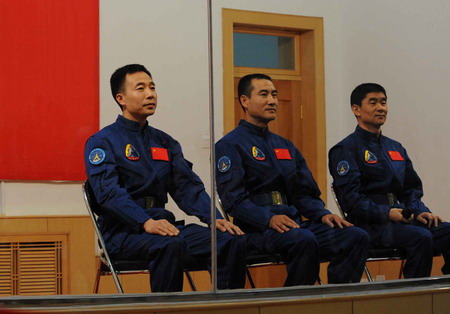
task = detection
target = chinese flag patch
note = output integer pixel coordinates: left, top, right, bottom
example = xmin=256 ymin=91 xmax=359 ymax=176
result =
xmin=151 ymin=147 xmax=169 ymax=161
xmin=274 ymin=148 xmax=292 ymax=160
xmin=388 ymin=151 xmax=404 ymax=161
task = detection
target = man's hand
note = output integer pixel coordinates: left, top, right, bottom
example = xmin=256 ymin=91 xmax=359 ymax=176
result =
xmin=389 ymin=208 xmax=413 ymax=223
xmin=416 ymin=212 xmax=443 ymax=228
xmin=143 ymin=218 xmax=180 ymax=236
xmin=216 ymin=219 xmax=245 ymax=236
xmin=321 ymin=214 xmax=353 ymax=228
xmin=269 ymin=215 xmax=300 ymax=233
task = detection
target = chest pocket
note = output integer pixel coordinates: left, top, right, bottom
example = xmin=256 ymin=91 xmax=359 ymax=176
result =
xmin=153 ymin=160 xmax=171 ymax=180
xmin=388 ymin=157 xmax=406 ymax=178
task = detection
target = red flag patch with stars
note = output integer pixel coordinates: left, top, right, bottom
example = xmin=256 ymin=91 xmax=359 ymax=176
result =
xmin=388 ymin=151 xmax=404 ymax=161
xmin=274 ymin=148 xmax=292 ymax=160
xmin=151 ymin=147 xmax=169 ymax=161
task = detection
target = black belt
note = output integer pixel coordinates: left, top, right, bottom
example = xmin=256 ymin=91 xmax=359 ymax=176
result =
xmin=144 ymin=196 xmax=165 ymax=209
xmin=367 ymin=193 xmax=399 ymax=206
xmin=250 ymin=191 xmax=287 ymax=206
xmin=134 ymin=196 xmax=165 ymax=209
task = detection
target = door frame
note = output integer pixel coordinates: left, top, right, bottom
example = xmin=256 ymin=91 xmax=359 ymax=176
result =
xmin=222 ymin=8 xmax=327 ymax=200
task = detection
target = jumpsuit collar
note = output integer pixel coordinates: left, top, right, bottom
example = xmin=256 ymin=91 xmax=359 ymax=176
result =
xmin=239 ymin=119 xmax=270 ymax=138
xmin=116 ymin=115 xmax=149 ymax=133
xmin=354 ymin=125 xmax=383 ymax=144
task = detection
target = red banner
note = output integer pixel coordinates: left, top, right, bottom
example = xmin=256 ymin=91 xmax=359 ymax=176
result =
xmin=0 ymin=0 xmax=99 ymax=180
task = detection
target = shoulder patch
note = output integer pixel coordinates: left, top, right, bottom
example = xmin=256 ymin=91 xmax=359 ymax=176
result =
xmin=218 ymin=156 xmax=231 ymax=172
xmin=252 ymin=146 xmax=266 ymax=161
xmin=337 ymin=160 xmax=350 ymax=176
xmin=89 ymin=148 xmax=106 ymax=165
xmin=364 ymin=150 xmax=378 ymax=164
xmin=125 ymin=144 xmax=140 ymax=161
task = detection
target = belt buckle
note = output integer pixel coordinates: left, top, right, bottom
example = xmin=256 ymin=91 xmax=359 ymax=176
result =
xmin=145 ymin=196 xmax=156 ymax=208
xmin=271 ymin=191 xmax=283 ymax=205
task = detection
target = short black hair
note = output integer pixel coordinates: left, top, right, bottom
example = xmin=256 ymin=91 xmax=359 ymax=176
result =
xmin=110 ymin=64 xmax=152 ymax=109
xmin=350 ymin=83 xmax=387 ymax=107
xmin=238 ymin=73 xmax=272 ymax=111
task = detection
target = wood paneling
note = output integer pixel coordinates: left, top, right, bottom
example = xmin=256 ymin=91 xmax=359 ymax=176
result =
xmin=0 ymin=234 xmax=67 ymax=295
xmin=0 ymin=217 xmax=48 ymax=233
xmin=0 ymin=216 xmax=93 ymax=295
xmin=353 ymin=294 xmax=432 ymax=314
xmin=261 ymin=301 xmax=352 ymax=314
xmin=47 ymin=217 xmax=96 ymax=294
xmin=433 ymin=291 xmax=450 ymax=314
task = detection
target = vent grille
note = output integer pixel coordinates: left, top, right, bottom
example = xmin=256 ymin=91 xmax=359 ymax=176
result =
xmin=0 ymin=238 xmax=65 ymax=296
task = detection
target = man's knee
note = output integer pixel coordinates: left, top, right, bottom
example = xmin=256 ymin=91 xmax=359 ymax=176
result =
xmin=347 ymin=226 xmax=370 ymax=246
xmin=217 ymin=233 xmax=247 ymax=255
xmin=150 ymin=236 xmax=187 ymax=259
xmin=165 ymin=236 xmax=186 ymax=250
xmin=286 ymin=228 xmax=318 ymax=248
xmin=414 ymin=228 xmax=433 ymax=248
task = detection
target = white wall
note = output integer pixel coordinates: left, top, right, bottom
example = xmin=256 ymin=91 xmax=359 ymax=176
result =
xmin=2 ymin=0 xmax=449 ymax=219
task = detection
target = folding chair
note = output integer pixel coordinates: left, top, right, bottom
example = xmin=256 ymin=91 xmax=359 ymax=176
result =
xmin=330 ymin=183 xmax=406 ymax=282
xmin=82 ymin=180 xmax=207 ymax=293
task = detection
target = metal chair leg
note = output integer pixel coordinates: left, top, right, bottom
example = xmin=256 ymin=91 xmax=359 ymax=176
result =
xmin=246 ymin=268 xmax=256 ymax=288
xmin=185 ymin=271 xmax=197 ymax=291
xmin=364 ymin=265 xmax=374 ymax=282
xmin=93 ymin=259 xmax=102 ymax=294
xmin=398 ymin=260 xmax=405 ymax=279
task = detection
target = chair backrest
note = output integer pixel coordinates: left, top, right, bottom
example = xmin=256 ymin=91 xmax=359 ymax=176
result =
xmin=330 ymin=183 xmax=348 ymax=219
xmin=82 ymin=180 xmax=115 ymax=267
xmin=216 ymin=196 xmax=233 ymax=222
xmin=83 ymin=180 xmax=103 ymax=215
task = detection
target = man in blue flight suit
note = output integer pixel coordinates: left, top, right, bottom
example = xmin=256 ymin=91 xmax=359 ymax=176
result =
xmin=328 ymin=83 xmax=450 ymax=278
xmin=215 ymin=73 xmax=369 ymax=285
xmin=84 ymin=64 xmax=246 ymax=292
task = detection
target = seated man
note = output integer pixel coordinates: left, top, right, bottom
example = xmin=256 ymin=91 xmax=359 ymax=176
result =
xmin=84 ymin=64 xmax=246 ymax=292
xmin=215 ymin=73 xmax=369 ymax=285
xmin=329 ymin=83 xmax=450 ymax=278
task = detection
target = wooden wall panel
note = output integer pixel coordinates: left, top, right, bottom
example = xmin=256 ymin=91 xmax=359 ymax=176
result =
xmin=47 ymin=217 xmax=96 ymax=294
xmin=160 ymin=308 xmax=259 ymax=314
xmin=0 ymin=218 xmax=48 ymax=233
xmin=0 ymin=216 xmax=95 ymax=294
xmin=353 ymin=294 xmax=432 ymax=314
xmin=0 ymin=234 xmax=68 ymax=295
xmin=261 ymin=301 xmax=352 ymax=314
xmin=433 ymin=291 xmax=450 ymax=314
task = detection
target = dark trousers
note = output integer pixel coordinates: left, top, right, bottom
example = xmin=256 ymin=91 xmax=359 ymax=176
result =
xmin=364 ymin=221 xmax=450 ymax=278
xmin=112 ymin=223 xmax=246 ymax=292
xmin=303 ymin=222 xmax=369 ymax=283
xmin=246 ymin=227 xmax=319 ymax=286
xmin=246 ymin=223 xmax=368 ymax=286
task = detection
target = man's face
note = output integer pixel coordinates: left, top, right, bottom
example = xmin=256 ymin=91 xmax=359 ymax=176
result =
xmin=116 ymin=71 xmax=157 ymax=122
xmin=241 ymin=78 xmax=278 ymax=128
xmin=352 ymin=92 xmax=388 ymax=132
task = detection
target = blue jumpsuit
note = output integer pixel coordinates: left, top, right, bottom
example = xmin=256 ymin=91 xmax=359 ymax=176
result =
xmin=215 ymin=120 xmax=369 ymax=285
xmin=84 ymin=115 xmax=246 ymax=292
xmin=329 ymin=125 xmax=450 ymax=278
